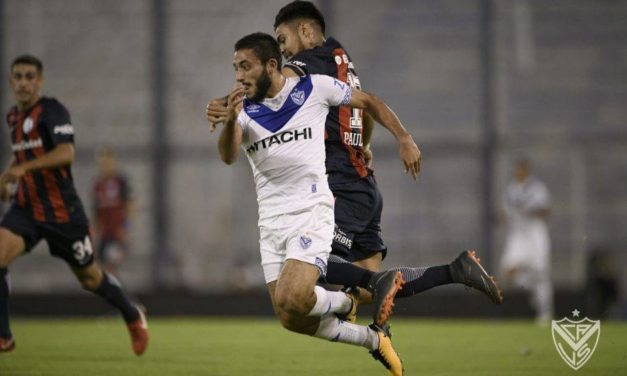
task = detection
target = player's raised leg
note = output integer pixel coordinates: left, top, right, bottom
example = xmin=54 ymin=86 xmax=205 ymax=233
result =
xmin=326 ymin=251 xmax=503 ymax=305
xmin=270 ymin=259 xmax=404 ymax=375
xmin=0 ymin=227 xmax=26 ymax=353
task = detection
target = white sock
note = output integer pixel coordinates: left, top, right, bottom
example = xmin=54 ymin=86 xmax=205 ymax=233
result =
xmin=313 ymin=313 xmax=379 ymax=350
xmin=307 ymin=285 xmax=352 ymax=317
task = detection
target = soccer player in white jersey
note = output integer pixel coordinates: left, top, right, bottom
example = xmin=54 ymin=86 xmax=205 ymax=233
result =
xmin=500 ymin=158 xmax=553 ymax=325
xmin=211 ymin=32 xmax=420 ymax=376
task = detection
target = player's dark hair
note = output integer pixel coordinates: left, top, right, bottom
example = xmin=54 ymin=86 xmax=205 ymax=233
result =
xmin=234 ymin=32 xmax=282 ymax=66
xmin=274 ymin=1 xmax=326 ymax=34
xmin=11 ymin=54 xmax=43 ymax=74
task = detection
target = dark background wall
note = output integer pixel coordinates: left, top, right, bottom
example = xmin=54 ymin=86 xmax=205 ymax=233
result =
xmin=1 ymin=0 xmax=626 ymax=317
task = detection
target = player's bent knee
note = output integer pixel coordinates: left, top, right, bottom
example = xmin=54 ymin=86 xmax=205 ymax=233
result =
xmin=276 ymin=310 xmax=297 ymax=331
xmin=275 ymin=310 xmax=311 ymax=334
xmin=0 ymin=229 xmax=25 ymax=267
xmin=274 ymin=293 xmax=311 ymax=316
xmin=274 ymin=282 xmax=317 ymax=316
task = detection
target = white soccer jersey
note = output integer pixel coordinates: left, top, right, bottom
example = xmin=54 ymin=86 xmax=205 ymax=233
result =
xmin=236 ymin=75 xmax=352 ymax=219
xmin=503 ymin=176 xmax=550 ymax=233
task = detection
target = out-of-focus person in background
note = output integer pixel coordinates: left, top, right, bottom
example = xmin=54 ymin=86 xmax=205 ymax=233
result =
xmin=0 ymin=55 xmax=147 ymax=354
xmin=585 ymin=245 xmax=619 ymax=319
xmin=92 ymin=147 xmax=133 ymax=275
xmin=499 ymin=157 xmax=553 ymax=325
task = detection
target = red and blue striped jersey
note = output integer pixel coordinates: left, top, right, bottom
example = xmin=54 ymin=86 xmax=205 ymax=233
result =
xmin=5 ymin=97 xmax=87 ymax=224
xmin=285 ymin=38 xmax=368 ymax=186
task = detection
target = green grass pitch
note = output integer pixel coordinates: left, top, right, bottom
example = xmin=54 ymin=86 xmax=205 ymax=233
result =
xmin=1 ymin=318 xmax=625 ymax=375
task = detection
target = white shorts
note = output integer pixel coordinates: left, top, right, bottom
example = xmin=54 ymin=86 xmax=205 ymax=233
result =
xmin=259 ymin=202 xmax=333 ymax=283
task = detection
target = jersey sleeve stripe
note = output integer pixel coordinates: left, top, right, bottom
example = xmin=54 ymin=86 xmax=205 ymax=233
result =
xmin=284 ymin=63 xmax=306 ymax=77
xmin=340 ymin=87 xmax=352 ymax=106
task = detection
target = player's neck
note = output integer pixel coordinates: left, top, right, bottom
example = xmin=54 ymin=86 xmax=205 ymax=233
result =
xmin=266 ymin=74 xmax=287 ymax=99
xmin=516 ymin=176 xmax=531 ymax=185
xmin=102 ymin=171 xmax=117 ymax=179
xmin=16 ymin=95 xmax=40 ymax=112
xmin=306 ymin=34 xmax=325 ymax=49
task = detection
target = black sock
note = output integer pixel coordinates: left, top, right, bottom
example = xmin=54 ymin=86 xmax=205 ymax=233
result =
xmin=392 ymin=265 xmax=453 ymax=298
xmin=325 ymin=254 xmax=375 ymax=288
xmin=0 ymin=268 xmax=11 ymax=338
xmin=93 ymin=272 xmax=139 ymax=323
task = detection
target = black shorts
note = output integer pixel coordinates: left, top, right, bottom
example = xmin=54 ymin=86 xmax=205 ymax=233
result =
xmin=330 ymin=175 xmax=387 ymax=262
xmin=0 ymin=205 xmax=94 ymax=268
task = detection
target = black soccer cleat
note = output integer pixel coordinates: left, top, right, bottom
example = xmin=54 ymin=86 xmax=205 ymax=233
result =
xmin=369 ymin=323 xmax=404 ymax=376
xmin=450 ymin=250 xmax=504 ymax=304
xmin=367 ymin=270 xmax=405 ymax=326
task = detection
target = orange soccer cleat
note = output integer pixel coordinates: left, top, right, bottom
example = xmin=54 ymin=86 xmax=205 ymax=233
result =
xmin=126 ymin=306 xmax=149 ymax=356
xmin=0 ymin=337 xmax=15 ymax=353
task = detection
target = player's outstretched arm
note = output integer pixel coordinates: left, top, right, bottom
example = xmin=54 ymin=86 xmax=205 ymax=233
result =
xmin=216 ymin=87 xmax=245 ymax=165
xmin=348 ymin=90 xmax=421 ymax=180
xmin=1 ymin=143 xmax=74 ymax=185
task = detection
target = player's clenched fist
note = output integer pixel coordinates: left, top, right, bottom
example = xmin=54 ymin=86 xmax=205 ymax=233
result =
xmin=226 ymin=86 xmax=244 ymax=123
xmin=206 ymin=96 xmax=228 ymax=133
xmin=206 ymin=86 xmax=245 ymax=132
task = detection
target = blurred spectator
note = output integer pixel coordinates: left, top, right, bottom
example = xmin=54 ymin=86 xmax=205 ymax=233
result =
xmin=585 ymin=245 xmax=619 ymax=319
xmin=92 ymin=147 xmax=133 ymax=275
xmin=499 ymin=157 xmax=553 ymax=325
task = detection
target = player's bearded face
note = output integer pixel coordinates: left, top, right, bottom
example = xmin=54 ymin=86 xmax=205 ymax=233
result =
xmin=249 ymin=67 xmax=272 ymax=102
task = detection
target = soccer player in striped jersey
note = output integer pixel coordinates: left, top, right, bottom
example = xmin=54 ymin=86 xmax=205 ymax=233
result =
xmin=0 ymin=55 xmax=147 ymax=354
xmin=273 ymin=1 xmax=504 ymax=306
xmin=212 ymin=32 xmax=419 ymax=376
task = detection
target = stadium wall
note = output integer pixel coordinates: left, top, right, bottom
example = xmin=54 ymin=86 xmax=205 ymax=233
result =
xmin=1 ymin=1 xmax=626 ymax=315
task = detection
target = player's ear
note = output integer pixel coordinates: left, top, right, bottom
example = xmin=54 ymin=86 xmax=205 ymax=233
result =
xmin=267 ymin=58 xmax=279 ymax=73
xmin=301 ymin=22 xmax=314 ymax=40
xmin=297 ymin=22 xmax=309 ymax=38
